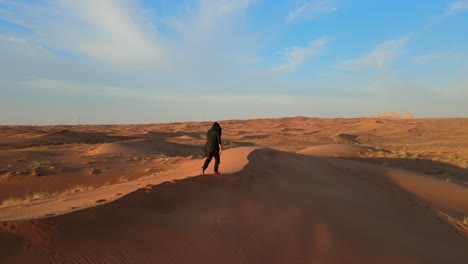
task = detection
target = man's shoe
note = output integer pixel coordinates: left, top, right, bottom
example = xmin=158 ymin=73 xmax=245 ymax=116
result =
xmin=201 ymin=168 xmax=205 ymax=175
xmin=214 ymin=171 xmax=221 ymax=175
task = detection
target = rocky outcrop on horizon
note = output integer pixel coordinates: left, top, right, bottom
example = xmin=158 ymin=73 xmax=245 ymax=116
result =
xmin=368 ymin=112 xmax=414 ymax=119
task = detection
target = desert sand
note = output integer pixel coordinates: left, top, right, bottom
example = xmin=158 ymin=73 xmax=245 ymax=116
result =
xmin=0 ymin=117 xmax=467 ymax=263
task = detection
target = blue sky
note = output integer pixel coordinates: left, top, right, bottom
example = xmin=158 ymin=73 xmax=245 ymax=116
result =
xmin=0 ymin=0 xmax=467 ymax=124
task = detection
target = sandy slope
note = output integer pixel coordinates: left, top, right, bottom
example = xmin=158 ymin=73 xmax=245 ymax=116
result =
xmin=88 ymin=138 xmax=202 ymax=157
xmin=0 ymin=129 xmax=118 ymax=149
xmin=1 ymin=146 xmax=467 ymax=263
xmin=0 ymin=147 xmax=258 ymax=222
xmin=297 ymin=144 xmax=373 ymax=157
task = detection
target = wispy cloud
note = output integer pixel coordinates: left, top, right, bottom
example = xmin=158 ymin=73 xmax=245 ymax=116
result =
xmin=157 ymin=0 xmax=260 ymax=88
xmin=432 ymin=0 xmax=468 ymax=22
xmin=286 ymin=0 xmax=338 ymax=21
xmin=166 ymin=0 xmax=252 ymax=40
xmin=21 ymin=78 xmax=324 ymax=105
xmin=334 ymin=36 xmax=410 ymax=71
xmin=448 ymin=0 xmax=468 ymax=14
xmin=272 ymin=37 xmax=329 ymax=72
xmin=412 ymin=51 xmax=467 ymax=64
xmin=23 ymin=78 xmax=142 ymax=99
xmin=0 ymin=0 xmax=166 ymax=65
xmin=0 ymin=0 xmax=260 ymax=93
xmin=21 ymin=78 xmax=208 ymax=103
xmin=0 ymin=35 xmax=53 ymax=59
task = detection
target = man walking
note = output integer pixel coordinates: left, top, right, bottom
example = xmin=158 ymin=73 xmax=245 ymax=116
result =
xmin=201 ymin=122 xmax=222 ymax=175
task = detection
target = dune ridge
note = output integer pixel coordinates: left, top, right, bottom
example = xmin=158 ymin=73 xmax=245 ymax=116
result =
xmin=0 ymin=129 xmax=120 ymax=150
xmin=1 ymin=147 xmax=466 ymax=263
xmin=88 ymin=139 xmax=159 ymax=156
xmin=367 ymin=112 xmax=414 ymax=119
xmin=297 ymin=144 xmax=373 ymax=157
xmin=0 ymin=147 xmax=259 ymax=222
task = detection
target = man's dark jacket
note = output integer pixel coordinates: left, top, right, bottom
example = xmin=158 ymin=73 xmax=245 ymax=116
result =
xmin=204 ymin=128 xmax=222 ymax=154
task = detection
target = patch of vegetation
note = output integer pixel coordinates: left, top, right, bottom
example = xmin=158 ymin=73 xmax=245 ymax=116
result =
xmin=389 ymin=150 xmax=409 ymax=159
xmin=228 ymin=141 xmax=240 ymax=149
xmin=62 ymin=185 xmax=94 ymax=195
xmin=446 ymin=153 xmax=459 ymax=161
xmin=28 ymin=192 xmax=52 ymax=200
xmin=0 ymin=191 xmax=54 ymax=207
xmin=0 ymin=185 xmax=94 ymax=207
xmin=117 ymin=177 xmax=128 ymax=183
xmin=0 ymin=197 xmax=24 ymax=207
xmin=90 ymin=168 xmax=101 ymax=175
xmin=30 ymin=161 xmax=42 ymax=170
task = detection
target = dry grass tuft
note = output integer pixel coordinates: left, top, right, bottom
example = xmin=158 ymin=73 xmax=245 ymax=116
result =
xmin=117 ymin=177 xmax=128 ymax=183
xmin=0 ymin=197 xmax=24 ymax=207
xmin=61 ymin=185 xmax=94 ymax=195
xmin=0 ymin=185 xmax=94 ymax=207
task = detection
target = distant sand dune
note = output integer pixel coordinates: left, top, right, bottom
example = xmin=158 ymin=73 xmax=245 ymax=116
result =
xmin=88 ymin=139 xmax=202 ymax=157
xmin=367 ymin=112 xmax=414 ymax=119
xmin=0 ymin=149 xmax=60 ymax=159
xmin=1 ymin=147 xmax=467 ymax=263
xmin=172 ymin=135 xmax=197 ymax=140
xmin=88 ymin=139 xmax=159 ymax=156
xmin=298 ymin=144 xmax=373 ymax=157
xmin=0 ymin=129 xmax=121 ymax=149
xmin=0 ymin=147 xmax=259 ymax=222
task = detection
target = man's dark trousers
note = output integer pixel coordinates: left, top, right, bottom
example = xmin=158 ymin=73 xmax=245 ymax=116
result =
xmin=202 ymin=152 xmax=220 ymax=172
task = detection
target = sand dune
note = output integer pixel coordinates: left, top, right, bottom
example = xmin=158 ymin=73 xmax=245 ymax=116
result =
xmin=0 ymin=149 xmax=60 ymax=159
xmin=367 ymin=112 xmax=414 ymax=119
xmin=88 ymin=139 xmax=202 ymax=157
xmin=0 ymin=147 xmax=258 ymax=222
xmin=1 ymin=147 xmax=466 ymax=263
xmin=88 ymin=139 xmax=160 ymax=156
xmin=1 ymin=117 xmax=468 ymax=263
xmin=40 ymin=129 xmax=119 ymax=144
xmin=298 ymin=144 xmax=373 ymax=157
xmin=0 ymin=129 xmax=120 ymax=150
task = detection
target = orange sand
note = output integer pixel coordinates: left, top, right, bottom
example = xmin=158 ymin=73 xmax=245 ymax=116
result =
xmin=1 ymin=117 xmax=468 ymax=263
xmin=1 ymin=146 xmax=467 ymax=263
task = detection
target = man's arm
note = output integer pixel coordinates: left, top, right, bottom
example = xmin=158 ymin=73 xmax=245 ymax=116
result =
xmin=217 ymin=133 xmax=222 ymax=155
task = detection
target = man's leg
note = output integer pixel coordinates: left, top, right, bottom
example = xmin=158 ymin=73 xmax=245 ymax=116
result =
xmin=202 ymin=152 xmax=214 ymax=174
xmin=213 ymin=153 xmax=220 ymax=172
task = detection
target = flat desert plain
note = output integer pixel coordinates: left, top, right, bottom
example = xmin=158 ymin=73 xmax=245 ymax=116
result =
xmin=0 ymin=116 xmax=467 ymax=263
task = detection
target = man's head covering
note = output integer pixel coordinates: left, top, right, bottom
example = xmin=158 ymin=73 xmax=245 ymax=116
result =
xmin=211 ymin=122 xmax=222 ymax=135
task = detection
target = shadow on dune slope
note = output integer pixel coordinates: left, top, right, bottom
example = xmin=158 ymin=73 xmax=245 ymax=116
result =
xmin=343 ymin=157 xmax=468 ymax=187
xmin=0 ymin=129 xmax=134 ymax=150
xmin=1 ymin=148 xmax=467 ymax=264
xmin=88 ymin=139 xmax=206 ymax=158
xmin=145 ymin=131 xmax=204 ymax=139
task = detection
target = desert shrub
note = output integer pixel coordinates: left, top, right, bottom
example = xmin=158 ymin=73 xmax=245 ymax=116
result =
xmin=446 ymin=153 xmax=458 ymax=161
xmin=118 ymin=177 xmax=128 ymax=183
xmin=0 ymin=185 xmax=95 ymax=207
xmin=0 ymin=197 xmax=24 ymax=207
xmin=62 ymin=185 xmax=93 ymax=195
xmin=28 ymin=192 xmax=51 ymax=200
xmin=30 ymin=161 xmax=41 ymax=170
xmin=90 ymin=168 xmax=101 ymax=175
xmin=0 ymin=191 xmax=53 ymax=207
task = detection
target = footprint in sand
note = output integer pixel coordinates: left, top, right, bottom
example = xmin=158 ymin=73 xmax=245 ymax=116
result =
xmin=1 ymin=222 xmax=18 ymax=233
xmin=138 ymin=185 xmax=154 ymax=193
